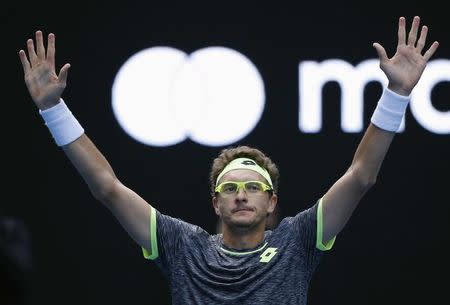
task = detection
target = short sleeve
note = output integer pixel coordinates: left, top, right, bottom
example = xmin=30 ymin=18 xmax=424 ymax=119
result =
xmin=141 ymin=207 xmax=207 ymax=276
xmin=316 ymin=197 xmax=336 ymax=251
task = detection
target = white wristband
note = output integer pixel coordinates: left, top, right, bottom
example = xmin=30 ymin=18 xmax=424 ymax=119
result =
xmin=370 ymin=88 xmax=410 ymax=132
xmin=39 ymin=99 xmax=85 ymax=146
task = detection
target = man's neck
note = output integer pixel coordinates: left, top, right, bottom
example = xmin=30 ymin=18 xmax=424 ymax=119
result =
xmin=222 ymin=225 xmax=265 ymax=250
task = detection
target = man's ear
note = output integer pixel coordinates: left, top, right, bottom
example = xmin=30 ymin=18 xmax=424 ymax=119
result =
xmin=268 ymin=194 xmax=278 ymax=213
xmin=212 ymin=196 xmax=220 ymax=216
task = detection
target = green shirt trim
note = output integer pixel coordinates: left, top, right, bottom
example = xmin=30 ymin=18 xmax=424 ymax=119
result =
xmin=219 ymin=242 xmax=268 ymax=256
xmin=316 ymin=197 xmax=336 ymax=251
xmin=142 ymin=206 xmax=159 ymax=260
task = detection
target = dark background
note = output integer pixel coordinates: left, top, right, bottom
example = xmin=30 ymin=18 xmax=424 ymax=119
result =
xmin=3 ymin=1 xmax=449 ymax=304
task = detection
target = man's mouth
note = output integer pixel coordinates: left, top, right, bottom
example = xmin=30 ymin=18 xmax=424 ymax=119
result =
xmin=233 ymin=208 xmax=254 ymax=213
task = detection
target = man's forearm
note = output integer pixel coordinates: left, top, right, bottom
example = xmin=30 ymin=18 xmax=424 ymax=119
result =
xmin=63 ymin=134 xmax=118 ymax=201
xmin=349 ymin=123 xmax=395 ymax=186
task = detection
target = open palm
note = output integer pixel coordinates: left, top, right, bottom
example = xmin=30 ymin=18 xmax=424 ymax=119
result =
xmin=19 ymin=31 xmax=70 ymax=110
xmin=373 ymin=16 xmax=439 ymax=96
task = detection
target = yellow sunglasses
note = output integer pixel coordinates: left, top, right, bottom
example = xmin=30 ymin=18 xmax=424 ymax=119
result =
xmin=215 ymin=181 xmax=272 ymax=195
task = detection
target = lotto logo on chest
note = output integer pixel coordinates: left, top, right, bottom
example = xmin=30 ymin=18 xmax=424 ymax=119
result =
xmin=259 ymin=247 xmax=278 ymax=263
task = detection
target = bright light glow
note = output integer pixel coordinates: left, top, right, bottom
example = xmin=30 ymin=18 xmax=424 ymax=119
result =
xmin=411 ymin=59 xmax=450 ymax=134
xmin=298 ymin=59 xmax=450 ymax=133
xmin=113 ymin=53 xmax=449 ymax=148
xmin=112 ymin=47 xmax=265 ymax=147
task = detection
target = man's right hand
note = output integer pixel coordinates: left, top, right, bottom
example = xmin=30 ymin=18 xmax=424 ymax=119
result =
xmin=19 ymin=30 xmax=71 ymax=111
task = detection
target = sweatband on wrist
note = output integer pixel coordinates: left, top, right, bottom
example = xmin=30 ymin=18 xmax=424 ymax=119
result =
xmin=370 ymin=88 xmax=410 ymax=132
xmin=39 ymin=99 xmax=84 ymax=146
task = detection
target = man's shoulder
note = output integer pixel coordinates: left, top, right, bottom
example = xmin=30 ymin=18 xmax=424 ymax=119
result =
xmin=156 ymin=209 xmax=210 ymax=236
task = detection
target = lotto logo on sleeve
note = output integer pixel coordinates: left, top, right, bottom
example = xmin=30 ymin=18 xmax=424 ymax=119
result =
xmin=112 ymin=47 xmax=265 ymax=147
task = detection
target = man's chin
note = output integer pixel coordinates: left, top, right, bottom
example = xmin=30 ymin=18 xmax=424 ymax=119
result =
xmin=229 ymin=216 xmax=256 ymax=228
xmin=221 ymin=212 xmax=262 ymax=229
xmin=231 ymin=221 xmax=253 ymax=228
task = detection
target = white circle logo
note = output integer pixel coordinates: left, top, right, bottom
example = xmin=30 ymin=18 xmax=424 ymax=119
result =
xmin=112 ymin=47 xmax=265 ymax=147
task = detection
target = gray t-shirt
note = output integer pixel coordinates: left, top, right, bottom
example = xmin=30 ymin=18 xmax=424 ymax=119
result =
xmin=142 ymin=200 xmax=334 ymax=305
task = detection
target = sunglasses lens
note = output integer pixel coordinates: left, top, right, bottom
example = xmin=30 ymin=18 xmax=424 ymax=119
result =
xmin=221 ymin=182 xmax=238 ymax=194
xmin=244 ymin=181 xmax=264 ymax=192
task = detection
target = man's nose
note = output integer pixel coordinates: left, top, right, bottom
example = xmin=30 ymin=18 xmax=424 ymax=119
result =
xmin=235 ymin=187 xmax=248 ymax=200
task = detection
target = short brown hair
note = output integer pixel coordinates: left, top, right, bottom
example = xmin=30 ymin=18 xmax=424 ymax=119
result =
xmin=209 ymin=145 xmax=280 ymax=195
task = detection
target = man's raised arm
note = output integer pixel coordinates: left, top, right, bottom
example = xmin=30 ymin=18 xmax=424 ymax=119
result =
xmin=19 ymin=30 xmax=154 ymax=252
xmin=321 ymin=16 xmax=439 ymax=244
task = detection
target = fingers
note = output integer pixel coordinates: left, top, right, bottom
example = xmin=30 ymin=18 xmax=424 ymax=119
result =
xmin=406 ymin=16 xmax=439 ymax=60
xmin=373 ymin=42 xmax=388 ymax=63
xmin=26 ymin=38 xmax=38 ymax=66
xmin=47 ymin=33 xmax=56 ymax=71
xmin=58 ymin=63 xmax=71 ymax=84
xmin=397 ymin=16 xmax=406 ymax=46
xmin=415 ymin=25 xmax=428 ymax=53
xmin=36 ymin=30 xmax=46 ymax=60
xmin=423 ymin=41 xmax=439 ymax=61
xmin=18 ymin=49 xmax=31 ymax=75
xmin=22 ymin=30 xmax=58 ymax=72
xmin=407 ymin=16 xmax=420 ymax=46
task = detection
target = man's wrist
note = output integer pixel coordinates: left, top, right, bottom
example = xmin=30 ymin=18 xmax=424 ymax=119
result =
xmin=39 ymin=99 xmax=85 ymax=146
xmin=370 ymin=87 xmax=410 ymax=132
